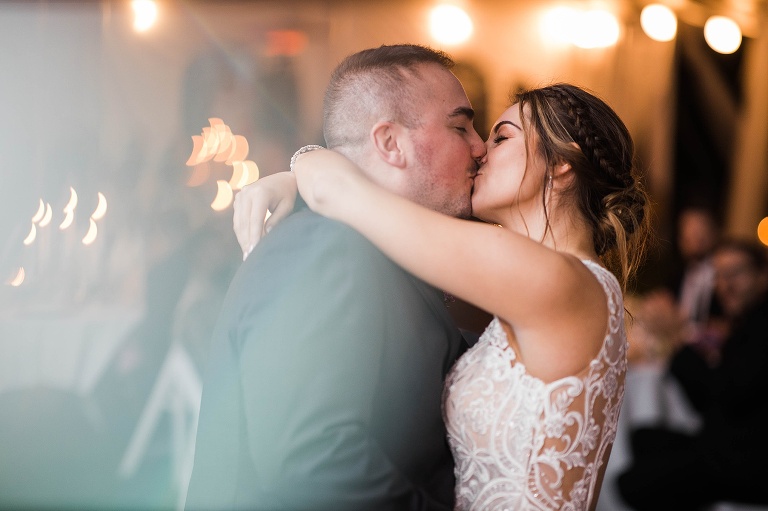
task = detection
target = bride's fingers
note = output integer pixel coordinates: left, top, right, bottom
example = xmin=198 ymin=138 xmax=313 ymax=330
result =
xmin=263 ymin=200 xmax=293 ymax=236
xmin=234 ymin=188 xmax=269 ymax=259
xmin=233 ymin=191 xmax=253 ymax=258
xmin=246 ymin=195 xmax=270 ymax=257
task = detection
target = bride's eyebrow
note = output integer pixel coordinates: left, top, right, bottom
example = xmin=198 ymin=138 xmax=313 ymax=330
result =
xmin=492 ymin=120 xmax=521 ymax=134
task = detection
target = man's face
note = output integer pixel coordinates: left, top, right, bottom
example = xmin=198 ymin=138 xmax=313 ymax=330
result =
xmin=404 ymin=64 xmax=486 ymax=218
xmin=713 ymin=248 xmax=768 ymax=317
xmin=678 ymin=210 xmax=718 ymax=262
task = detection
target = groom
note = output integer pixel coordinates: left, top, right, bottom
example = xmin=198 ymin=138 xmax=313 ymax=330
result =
xmin=185 ymin=44 xmax=486 ymax=511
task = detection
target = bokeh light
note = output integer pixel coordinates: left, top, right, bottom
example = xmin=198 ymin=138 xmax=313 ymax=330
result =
xmin=641 ymin=4 xmax=677 ymax=42
xmin=38 ymin=203 xmax=53 ymax=227
xmin=540 ymin=6 xmax=578 ymax=46
xmin=82 ymin=218 xmax=98 ymax=245
xmin=572 ymin=9 xmax=620 ymax=49
xmin=23 ymin=224 xmax=37 ymax=245
xmin=704 ymin=15 xmax=742 ymax=54
xmin=59 ymin=209 xmax=74 ymax=230
xmin=31 ymin=199 xmax=45 ymax=223
xmin=210 ymin=180 xmax=234 ymax=211
xmin=540 ymin=7 xmax=619 ymax=48
xmin=758 ymin=217 xmax=768 ymax=246
xmin=8 ymin=267 xmax=25 ymax=287
xmin=429 ymin=4 xmax=474 ymax=45
xmin=91 ymin=192 xmax=108 ymax=220
xmin=132 ymin=0 xmax=158 ymax=32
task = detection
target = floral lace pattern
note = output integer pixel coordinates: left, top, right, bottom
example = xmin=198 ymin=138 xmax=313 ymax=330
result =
xmin=443 ymin=260 xmax=627 ymax=510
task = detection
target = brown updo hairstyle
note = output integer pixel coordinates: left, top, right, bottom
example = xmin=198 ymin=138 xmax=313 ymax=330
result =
xmin=516 ymin=83 xmax=651 ymax=290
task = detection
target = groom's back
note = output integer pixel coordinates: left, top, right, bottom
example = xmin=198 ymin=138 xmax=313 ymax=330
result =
xmin=186 ymin=208 xmax=462 ymax=510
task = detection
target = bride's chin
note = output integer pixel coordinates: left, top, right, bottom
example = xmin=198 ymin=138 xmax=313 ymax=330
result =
xmin=469 ymin=203 xmax=493 ymax=224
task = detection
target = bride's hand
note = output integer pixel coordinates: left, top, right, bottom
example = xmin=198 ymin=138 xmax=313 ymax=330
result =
xmin=233 ymin=172 xmax=297 ymax=260
xmin=292 ymin=149 xmax=365 ymax=219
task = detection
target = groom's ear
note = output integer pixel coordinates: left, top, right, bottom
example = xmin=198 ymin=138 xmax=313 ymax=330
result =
xmin=370 ymin=121 xmax=408 ymax=168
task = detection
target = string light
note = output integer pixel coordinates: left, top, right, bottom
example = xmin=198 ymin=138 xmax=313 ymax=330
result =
xmin=132 ymin=0 xmax=158 ymax=33
xmin=429 ymin=4 xmax=474 ymax=46
xmin=641 ymin=4 xmax=677 ymax=42
xmin=540 ymin=6 xmax=619 ymax=49
xmin=637 ymin=3 xmax=743 ymax=54
xmin=572 ymin=9 xmax=620 ymax=49
xmin=704 ymin=15 xmax=742 ymax=54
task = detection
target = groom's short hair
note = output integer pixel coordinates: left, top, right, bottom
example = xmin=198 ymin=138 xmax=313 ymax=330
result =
xmin=322 ymin=44 xmax=454 ymax=150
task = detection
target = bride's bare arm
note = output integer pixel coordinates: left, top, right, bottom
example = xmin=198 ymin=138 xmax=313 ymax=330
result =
xmin=233 ymin=172 xmax=297 ymax=260
xmin=291 ymin=149 xmax=584 ymax=329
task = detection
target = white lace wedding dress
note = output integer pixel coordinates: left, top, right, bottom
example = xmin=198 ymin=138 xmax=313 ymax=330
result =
xmin=443 ymin=260 xmax=627 ymax=511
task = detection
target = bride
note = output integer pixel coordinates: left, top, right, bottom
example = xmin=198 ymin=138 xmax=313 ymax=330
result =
xmin=233 ymin=83 xmax=650 ymax=510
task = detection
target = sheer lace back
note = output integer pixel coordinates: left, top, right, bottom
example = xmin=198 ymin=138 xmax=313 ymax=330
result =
xmin=443 ymin=260 xmax=627 ymax=510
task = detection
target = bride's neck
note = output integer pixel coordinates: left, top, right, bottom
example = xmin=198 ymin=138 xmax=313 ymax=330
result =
xmin=504 ymin=205 xmax=598 ymax=261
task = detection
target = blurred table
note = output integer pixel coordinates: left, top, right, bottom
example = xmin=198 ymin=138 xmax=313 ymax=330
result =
xmin=0 ymin=305 xmax=142 ymax=396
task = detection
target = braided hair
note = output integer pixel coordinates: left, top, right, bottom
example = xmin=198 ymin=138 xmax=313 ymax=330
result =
xmin=515 ymin=83 xmax=651 ymax=290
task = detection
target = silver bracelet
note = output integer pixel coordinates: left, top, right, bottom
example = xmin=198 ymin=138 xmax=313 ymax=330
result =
xmin=290 ymin=144 xmax=325 ymax=171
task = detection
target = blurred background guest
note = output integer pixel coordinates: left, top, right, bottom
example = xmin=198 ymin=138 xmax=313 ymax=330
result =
xmin=617 ymin=238 xmax=768 ymax=511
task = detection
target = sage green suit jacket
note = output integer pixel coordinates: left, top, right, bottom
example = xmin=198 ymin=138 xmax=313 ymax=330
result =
xmin=186 ymin=207 xmax=464 ymax=511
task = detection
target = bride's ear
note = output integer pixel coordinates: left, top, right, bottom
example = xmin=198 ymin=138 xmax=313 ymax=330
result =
xmin=553 ymin=143 xmax=579 ymax=184
xmin=553 ymin=160 xmax=572 ymax=177
xmin=370 ymin=121 xmax=408 ymax=168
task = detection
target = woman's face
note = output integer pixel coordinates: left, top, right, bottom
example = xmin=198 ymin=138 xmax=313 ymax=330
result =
xmin=471 ymin=103 xmax=548 ymax=227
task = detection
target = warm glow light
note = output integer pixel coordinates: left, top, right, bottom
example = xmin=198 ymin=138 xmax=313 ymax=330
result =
xmin=211 ymin=180 xmax=234 ymax=211
xmin=242 ymin=160 xmax=260 ymax=186
xmin=229 ymin=162 xmax=246 ymax=191
xmin=132 ymin=0 xmax=158 ymax=32
xmin=188 ymin=121 xmax=239 ymax=166
xmin=572 ymin=9 xmax=620 ymax=48
xmin=209 ymin=119 xmax=233 ymax=161
xmin=38 ymin=203 xmax=53 ymax=227
xmin=64 ymin=186 xmax=78 ymax=212
xmin=540 ymin=6 xmax=578 ymax=45
xmin=82 ymin=218 xmax=98 ymax=245
xmin=187 ymin=162 xmax=210 ymax=187
xmin=8 ymin=267 xmax=25 ymax=287
xmin=59 ymin=209 xmax=74 ymax=230
xmin=230 ymin=160 xmax=260 ymax=190
xmin=704 ymin=16 xmax=742 ymax=54
xmin=225 ymin=135 xmax=249 ymax=165
xmin=429 ymin=4 xmax=474 ymax=46
xmin=91 ymin=192 xmax=108 ymax=220
xmin=758 ymin=217 xmax=768 ymax=246
xmin=31 ymin=199 xmax=45 ymax=223
xmin=540 ymin=7 xmax=619 ymax=48
xmin=201 ymin=127 xmax=221 ymax=162
xmin=265 ymin=30 xmax=309 ymax=57
xmin=187 ymin=135 xmax=205 ymax=166
xmin=641 ymin=4 xmax=677 ymax=42
xmin=23 ymin=224 xmax=37 ymax=245
xmin=187 ymin=120 xmax=257 ymax=198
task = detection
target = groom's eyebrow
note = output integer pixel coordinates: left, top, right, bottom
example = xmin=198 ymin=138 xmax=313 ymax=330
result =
xmin=449 ymin=106 xmax=475 ymax=121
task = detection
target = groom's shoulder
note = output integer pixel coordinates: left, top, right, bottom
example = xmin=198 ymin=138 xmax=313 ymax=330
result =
xmin=232 ymin=210 xmax=389 ymax=291
xmin=259 ymin=209 xmax=386 ymax=262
